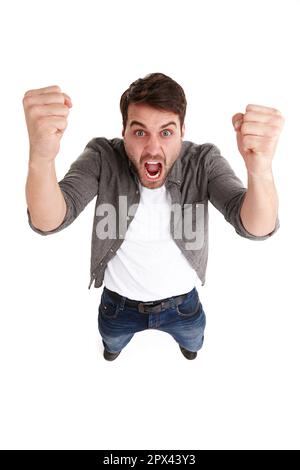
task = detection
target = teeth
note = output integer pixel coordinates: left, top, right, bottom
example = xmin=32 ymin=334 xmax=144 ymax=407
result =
xmin=146 ymin=161 xmax=161 ymax=165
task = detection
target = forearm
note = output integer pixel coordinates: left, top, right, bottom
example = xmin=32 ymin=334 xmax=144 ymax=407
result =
xmin=26 ymin=156 xmax=67 ymax=231
xmin=240 ymin=170 xmax=279 ymax=237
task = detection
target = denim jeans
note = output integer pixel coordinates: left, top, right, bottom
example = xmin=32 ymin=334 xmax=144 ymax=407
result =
xmin=97 ymin=286 xmax=206 ymax=354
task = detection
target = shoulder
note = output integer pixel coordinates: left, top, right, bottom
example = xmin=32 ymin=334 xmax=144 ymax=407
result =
xmin=84 ymin=136 xmax=123 ymax=155
xmin=181 ymin=140 xmax=222 ymax=170
xmin=83 ymin=137 xmax=128 ymax=167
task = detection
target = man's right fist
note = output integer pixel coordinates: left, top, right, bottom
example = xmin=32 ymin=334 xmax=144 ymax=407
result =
xmin=23 ymin=85 xmax=72 ymax=161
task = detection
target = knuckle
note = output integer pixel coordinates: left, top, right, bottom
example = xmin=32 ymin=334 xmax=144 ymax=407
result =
xmin=24 ymin=89 xmax=34 ymax=97
xmin=28 ymin=104 xmax=38 ymax=115
xmin=277 ymin=114 xmax=285 ymax=126
xmin=52 ymin=105 xmax=69 ymax=117
xmin=22 ymin=94 xmax=32 ymax=107
xmin=270 ymin=125 xmax=281 ymax=136
xmin=27 ymin=105 xmax=41 ymax=119
xmin=53 ymin=92 xmax=65 ymax=103
xmin=240 ymin=122 xmax=248 ymax=134
xmin=268 ymin=115 xmax=284 ymax=129
xmin=243 ymin=112 xmax=251 ymax=122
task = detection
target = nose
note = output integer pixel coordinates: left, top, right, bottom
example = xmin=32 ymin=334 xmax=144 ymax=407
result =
xmin=144 ymin=134 xmax=162 ymax=156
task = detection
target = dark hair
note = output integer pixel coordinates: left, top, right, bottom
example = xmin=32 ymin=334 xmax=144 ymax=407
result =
xmin=120 ymin=72 xmax=187 ymax=131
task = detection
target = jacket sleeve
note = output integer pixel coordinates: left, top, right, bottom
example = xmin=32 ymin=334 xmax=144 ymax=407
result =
xmin=206 ymin=144 xmax=280 ymax=240
xmin=27 ymin=140 xmax=101 ymax=236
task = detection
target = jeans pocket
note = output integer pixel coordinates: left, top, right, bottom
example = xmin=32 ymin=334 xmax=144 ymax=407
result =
xmin=176 ymin=290 xmax=202 ymax=318
xmin=98 ymin=291 xmax=120 ymax=319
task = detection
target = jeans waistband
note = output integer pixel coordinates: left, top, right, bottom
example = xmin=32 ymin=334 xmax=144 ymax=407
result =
xmin=103 ymin=287 xmax=191 ymax=314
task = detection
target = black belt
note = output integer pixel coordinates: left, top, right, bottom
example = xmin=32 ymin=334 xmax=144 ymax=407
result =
xmin=104 ymin=287 xmax=189 ymax=314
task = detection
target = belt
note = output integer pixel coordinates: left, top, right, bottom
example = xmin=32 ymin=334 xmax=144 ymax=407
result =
xmin=104 ymin=287 xmax=189 ymax=314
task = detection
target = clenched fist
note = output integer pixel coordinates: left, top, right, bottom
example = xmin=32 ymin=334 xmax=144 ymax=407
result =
xmin=232 ymin=104 xmax=285 ymax=176
xmin=23 ymin=85 xmax=72 ymax=161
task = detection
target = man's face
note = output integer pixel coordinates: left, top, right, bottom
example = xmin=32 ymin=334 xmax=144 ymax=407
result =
xmin=122 ymin=103 xmax=185 ymax=189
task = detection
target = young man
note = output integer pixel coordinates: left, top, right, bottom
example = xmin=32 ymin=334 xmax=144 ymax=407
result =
xmin=24 ymin=73 xmax=284 ymax=361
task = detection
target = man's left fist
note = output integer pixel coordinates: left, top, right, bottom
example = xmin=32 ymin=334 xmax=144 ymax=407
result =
xmin=232 ymin=104 xmax=285 ymax=176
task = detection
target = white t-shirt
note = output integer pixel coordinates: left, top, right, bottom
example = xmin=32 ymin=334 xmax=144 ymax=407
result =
xmin=103 ymin=182 xmax=198 ymax=301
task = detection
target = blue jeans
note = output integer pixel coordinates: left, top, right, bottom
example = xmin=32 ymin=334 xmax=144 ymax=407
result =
xmin=97 ymin=286 xmax=206 ymax=354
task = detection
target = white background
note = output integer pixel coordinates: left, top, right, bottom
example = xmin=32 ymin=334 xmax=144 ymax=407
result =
xmin=0 ymin=0 xmax=299 ymax=450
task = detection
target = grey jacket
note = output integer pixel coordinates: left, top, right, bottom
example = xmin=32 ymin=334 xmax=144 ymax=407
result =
xmin=27 ymin=137 xmax=279 ymax=289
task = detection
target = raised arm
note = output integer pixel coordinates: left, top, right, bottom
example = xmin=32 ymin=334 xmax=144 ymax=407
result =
xmin=232 ymin=104 xmax=284 ymax=236
xmin=23 ymin=85 xmax=72 ymax=231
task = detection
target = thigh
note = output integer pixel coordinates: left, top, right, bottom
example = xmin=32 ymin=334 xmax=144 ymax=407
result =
xmin=159 ymin=288 xmax=207 ymax=351
xmin=97 ymin=288 xmax=148 ymax=338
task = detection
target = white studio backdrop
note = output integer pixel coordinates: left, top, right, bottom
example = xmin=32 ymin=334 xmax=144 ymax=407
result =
xmin=0 ymin=0 xmax=299 ymax=450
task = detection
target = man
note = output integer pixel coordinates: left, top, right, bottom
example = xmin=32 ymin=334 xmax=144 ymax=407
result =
xmin=24 ymin=73 xmax=284 ymax=361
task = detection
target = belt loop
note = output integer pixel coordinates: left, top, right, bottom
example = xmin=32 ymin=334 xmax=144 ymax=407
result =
xmin=138 ymin=303 xmax=145 ymax=314
xmin=119 ymin=295 xmax=126 ymax=311
xmin=170 ymin=296 xmax=176 ymax=310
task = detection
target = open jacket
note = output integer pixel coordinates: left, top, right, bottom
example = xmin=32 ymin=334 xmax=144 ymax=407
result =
xmin=27 ymin=137 xmax=280 ymax=289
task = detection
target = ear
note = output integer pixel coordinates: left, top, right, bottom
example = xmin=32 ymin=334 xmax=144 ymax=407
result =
xmin=181 ymin=122 xmax=185 ymax=138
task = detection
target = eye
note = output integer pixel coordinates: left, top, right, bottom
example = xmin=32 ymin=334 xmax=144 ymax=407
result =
xmin=161 ymin=129 xmax=172 ymax=137
xmin=135 ymin=130 xmax=145 ymax=137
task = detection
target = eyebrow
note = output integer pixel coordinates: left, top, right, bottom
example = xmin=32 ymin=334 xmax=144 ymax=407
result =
xmin=129 ymin=120 xmax=177 ymax=129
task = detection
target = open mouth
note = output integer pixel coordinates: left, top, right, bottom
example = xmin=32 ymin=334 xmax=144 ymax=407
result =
xmin=144 ymin=161 xmax=163 ymax=181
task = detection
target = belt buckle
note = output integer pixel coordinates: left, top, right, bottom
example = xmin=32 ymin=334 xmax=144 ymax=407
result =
xmin=138 ymin=301 xmax=155 ymax=314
